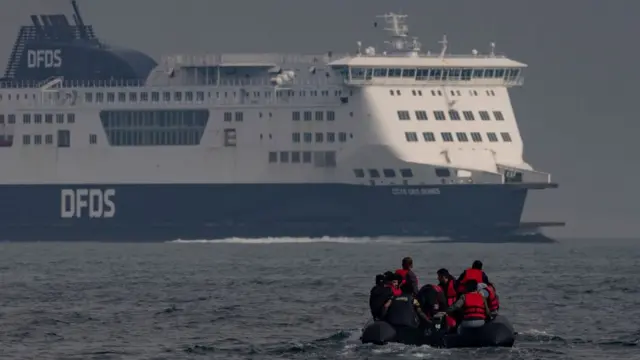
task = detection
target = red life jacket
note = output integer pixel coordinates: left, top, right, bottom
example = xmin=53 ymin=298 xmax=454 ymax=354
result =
xmin=443 ymin=279 xmax=457 ymax=306
xmin=385 ymin=284 xmax=402 ymax=296
xmin=458 ymin=268 xmax=484 ymax=292
xmin=485 ymin=284 xmax=499 ymax=312
xmin=462 ymin=292 xmax=487 ymax=321
xmin=395 ymin=268 xmax=418 ymax=290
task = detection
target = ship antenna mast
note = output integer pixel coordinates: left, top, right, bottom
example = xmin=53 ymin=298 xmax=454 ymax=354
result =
xmin=376 ymin=12 xmax=411 ymax=53
xmin=439 ymin=34 xmax=448 ymax=59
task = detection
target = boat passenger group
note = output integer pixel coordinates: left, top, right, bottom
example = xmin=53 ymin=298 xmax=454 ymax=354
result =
xmin=369 ymin=257 xmax=500 ymax=336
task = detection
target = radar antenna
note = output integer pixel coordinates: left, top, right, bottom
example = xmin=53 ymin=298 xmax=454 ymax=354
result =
xmin=376 ymin=12 xmax=411 ymax=53
xmin=439 ymin=35 xmax=448 ymax=59
xmin=490 ymin=42 xmax=496 ymax=57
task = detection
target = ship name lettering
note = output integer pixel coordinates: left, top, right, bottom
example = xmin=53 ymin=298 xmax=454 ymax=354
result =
xmin=27 ymin=49 xmax=62 ymax=69
xmin=391 ymin=188 xmax=440 ymax=196
xmin=60 ymin=188 xmax=116 ymax=219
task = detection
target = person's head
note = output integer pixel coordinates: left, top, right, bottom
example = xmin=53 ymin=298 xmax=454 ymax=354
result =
xmin=402 ymin=257 xmax=413 ymax=270
xmin=436 ymin=268 xmax=450 ymax=283
xmin=375 ymin=274 xmax=385 ymax=286
xmin=393 ymin=273 xmax=403 ymax=288
xmin=383 ymin=271 xmax=395 ymax=285
xmin=400 ymin=281 xmax=413 ymax=294
xmin=472 ymin=260 xmax=483 ymax=270
xmin=465 ymin=279 xmax=478 ymax=293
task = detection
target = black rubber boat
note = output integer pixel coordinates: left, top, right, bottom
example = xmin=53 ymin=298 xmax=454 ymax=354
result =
xmin=360 ymin=315 xmax=516 ymax=348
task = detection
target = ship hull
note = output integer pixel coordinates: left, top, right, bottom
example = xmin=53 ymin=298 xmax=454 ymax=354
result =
xmin=0 ymin=183 xmax=530 ymax=241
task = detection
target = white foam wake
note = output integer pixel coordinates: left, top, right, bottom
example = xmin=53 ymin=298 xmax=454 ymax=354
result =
xmin=168 ymin=236 xmax=396 ymax=244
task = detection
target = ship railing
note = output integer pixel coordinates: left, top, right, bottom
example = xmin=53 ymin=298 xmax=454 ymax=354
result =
xmin=344 ymin=77 xmax=524 ymax=87
xmin=162 ymin=53 xmax=349 ymax=67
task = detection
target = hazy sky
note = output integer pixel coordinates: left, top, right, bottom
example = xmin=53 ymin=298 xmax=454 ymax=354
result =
xmin=0 ymin=0 xmax=637 ymax=239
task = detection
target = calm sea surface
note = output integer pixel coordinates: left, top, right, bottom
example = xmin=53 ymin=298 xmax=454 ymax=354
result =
xmin=0 ymin=237 xmax=638 ymax=359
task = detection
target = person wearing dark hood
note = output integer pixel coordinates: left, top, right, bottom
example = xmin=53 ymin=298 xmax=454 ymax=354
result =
xmin=369 ymin=272 xmax=396 ymax=320
xmin=395 ymin=257 xmax=419 ymax=295
xmin=436 ymin=268 xmax=459 ymax=331
xmin=443 ymin=279 xmax=491 ymax=334
xmin=457 ymin=260 xmax=491 ymax=292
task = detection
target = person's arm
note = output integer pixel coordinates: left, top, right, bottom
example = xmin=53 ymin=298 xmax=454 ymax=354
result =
xmin=413 ymin=299 xmax=430 ymax=322
xmin=483 ymin=296 xmax=491 ymax=319
xmin=380 ymin=299 xmax=392 ymax=318
xmin=409 ymin=271 xmax=419 ymax=294
xmin=446 ymin=294 xmax=465 ymax=313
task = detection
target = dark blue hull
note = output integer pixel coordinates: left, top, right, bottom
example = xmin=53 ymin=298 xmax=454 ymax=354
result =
xmin=0 ymin=183 xmax=529 ymax=242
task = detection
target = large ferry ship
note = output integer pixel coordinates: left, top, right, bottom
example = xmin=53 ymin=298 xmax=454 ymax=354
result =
xmin=0 ymin=2 xmax=563 ymax=242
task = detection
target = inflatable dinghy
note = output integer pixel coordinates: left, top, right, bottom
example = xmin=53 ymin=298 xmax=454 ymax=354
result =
xmin=360 ymin=315 xmax=515 ymax=348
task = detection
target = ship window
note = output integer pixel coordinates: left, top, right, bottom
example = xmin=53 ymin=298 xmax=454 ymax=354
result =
xmin=456 ymin=132 xmax=469 ymax=142
xmin=373 ymin=68 xmax=387 ymax=77
xmin=304 ymin=111 xmax=312 ymax=121
xmin=32 ymin=114 xmax=43 ymax=124
xmin=175 ymin=92 xmax=182 ymax=102
xmin=140 ymin=92 xmax=148 ymax=102
xmin=487 ymin=132 xmax=498 ymax=142
xmin=449 ymin=110 xmax=461 ymax=121
xmin=405 ymin=132 xmax=418 ymax=142
xmin=269 ymin=152 xmax=277 ymax=163
xmin=368 ymin=169 xmax=380 ymax=178
xmin=423 ymin=132 xmax=435 ymax=142
xmin=434 ymin=111 xmax=446 ymax=121
xmin=292 ymin=111 xmax=300 ymax=121
xmin=412 ymin=90 xmax=417 ymax=96
xmin=397 ymin=111 xmax=411 ymax=120
xmin=129 ymin=92 xmax=137 ymax=102
xmin=473 ymin=69 xmax=484 ymax=78
xmin=45 ymin=134 xmax=53 ymax=144
xmin=45 ymin=114 xmax=53 ymax=124
xmin=292 ymin=132 xmax=301 ymax=143
xmin=315 ymin=111 xmax=323 ymax=121
xmin=415 ymin=111 xmax=428 ymax=120
xmin=224 ymin=112 xmax=232 ymax=122
xmin=327 ymin=132 xmax=335 ymax=143
xmin=302 ymin=151 xmax=312 ymax=163
xmin=56 ymin=114 xmax=64 ymax=124
xmin=431 ymin=90 xmax=436 ymax=96
xmin=22 ymin=135 xmax=30 ymax=145
xmin=400 ymin=169 xmax=413 ymax=178
xmin=402 ymin=69 xmax=416 ymax=77
xmin=383 ymin=169 xmax=396 ymax=178
xmin=463 ymin=111 xmax=475 ymax=121
xmin=291 ymin=151 xmax=300 ymax=163
xmin=90 ymin=134 xmax=97 ymax=144
xmin=151 ymin=92 xmax=160 ymax=102
xmin=186 ymin=92 xmax=194 ymax=102
xmin=95 ymin=93 xmax=104 ymax=103
xmin=479 ymin=111 xmax=491 ymax=121
xmin=223 ymin=128 xmax=237 ymax=147
xmin=196 ymin=92 xmax=204 ymax=102
xmin=493 ymin=111 xmax=505 ymax=121
xmin=396 ymin=90 xmax=401 ymax=96
xmin=315 ymin=132 xmax=324 ymax=142
xmin=338 ymin=132 xmax=347 ymax=142
xmin=234 ymin=112 xmax=243 ymax=122
xmin=354 ymin=169 xmax=365 ymax=178
xmin=303 ymin=132 xmax=312 ymax=143
xmin=327 ymin=111 xmax=335 ymax=121
xmin=0 ymin=115 xmax=4 ymax=124
xmin=485 ymin=69 xmax=495 ymax=78
xmin=314 ymin=151 xmax=336 ymax=168
xmin=500 ymin=132 xmax=512 ymax=142
xmin=441 ymin=132 xmax=454 ymax=142
xmin=57 ymin=130 xmax=70 ymax=148
xmin=435 ymin=168 xmax=451 ymax=177
xmin=85 ymin=93 xmax=93 ymax=102
xmin=67 ymin=114 xmax=75 ymax=124
xmin=34 ymin=135 xmax=42 ymax=145
xmin=99 ymin=110 xmax=209 ymax=146
xmin=116 ymin=92 xmax=125 ymax=102
xmin=23 ymin=114 xmax=31 ymax=124
xmin=471 ymin=132 xmax=482 ymax=142
xmin=107 ymin=93 xmax=115 ymax=103
xmin=8 ymin=114 xmax=15 ymax=124
xmin=280 ymin=151 xmax=289 ymax=163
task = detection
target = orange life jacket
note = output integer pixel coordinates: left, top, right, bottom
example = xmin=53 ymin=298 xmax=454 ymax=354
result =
xmin=486 ymin=284 xmax=499 ymax=312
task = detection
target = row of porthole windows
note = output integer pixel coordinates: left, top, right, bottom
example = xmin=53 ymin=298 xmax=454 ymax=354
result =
xmin=398 ymin=110 xmax=504 ymax=121
xmin=405 ymin=131 xmax=512 ymax=143
xmin=390 ymin=89 xmax=496 ymax=97
xmin=20 ymin=131 xmax=71 ymax=147
xmin=354 ymin=168 xmax=413 ymax=179
xmin=0 ymin=113 xmax=76 ymax=125
xmin=292 ymin=131 xmax=351 ymax=143
xmin=82 ymin=89 xmax=350 ymax=104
